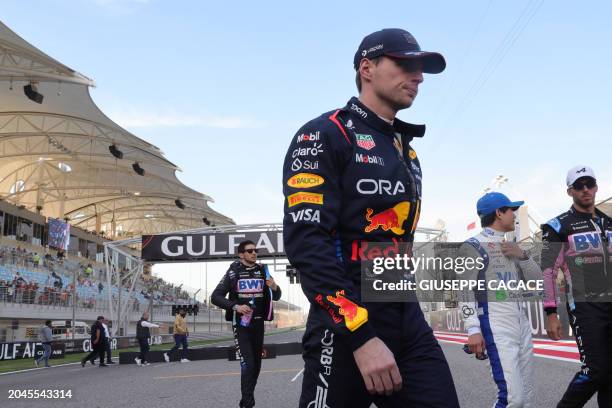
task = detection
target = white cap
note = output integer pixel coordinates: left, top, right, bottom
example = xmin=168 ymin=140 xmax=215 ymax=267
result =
xmin=566 ymin=165 xmax=596 ymax=187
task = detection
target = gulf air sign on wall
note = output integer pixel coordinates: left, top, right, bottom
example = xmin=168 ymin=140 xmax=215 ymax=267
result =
xmin=141 ymin=231 xmax=285 ymax=262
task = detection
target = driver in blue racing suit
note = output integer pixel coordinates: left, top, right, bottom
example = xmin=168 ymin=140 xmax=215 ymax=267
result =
xmin=460 ymin=192 xmax=542 ymax=408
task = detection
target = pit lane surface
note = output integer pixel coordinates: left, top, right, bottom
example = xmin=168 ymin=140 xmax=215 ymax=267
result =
xmin=0 ymin=329 xmax=598 ymax=407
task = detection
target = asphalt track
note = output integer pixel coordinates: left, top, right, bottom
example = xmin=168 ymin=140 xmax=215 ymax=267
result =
xmin=0 ymin=329 xmax=598 ymax=408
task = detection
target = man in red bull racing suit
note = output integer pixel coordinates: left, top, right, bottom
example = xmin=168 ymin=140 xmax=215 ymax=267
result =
xmin=283 ymin=28 xmax=459 ymax=407
xmin=541 ymin=165 xmax=612 ymax=407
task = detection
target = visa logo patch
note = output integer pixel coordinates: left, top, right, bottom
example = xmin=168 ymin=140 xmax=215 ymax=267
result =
xmin=237 ymin=279 xmax=264 ymax=293
xmin=570 ymin=232 xmax=602 ymax=252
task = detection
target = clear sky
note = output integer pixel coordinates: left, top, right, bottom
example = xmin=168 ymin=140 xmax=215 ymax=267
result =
xmin=3 ymin=0 xmax=610 ymax=308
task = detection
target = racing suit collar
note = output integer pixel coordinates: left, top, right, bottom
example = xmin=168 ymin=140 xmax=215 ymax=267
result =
xmin=481 ymin=227 xmax=506 ymax=239
xmin=344 ymin=97 xmax=426 ymax=139
xmin=569 ymin=205 xmax=605 ymax=220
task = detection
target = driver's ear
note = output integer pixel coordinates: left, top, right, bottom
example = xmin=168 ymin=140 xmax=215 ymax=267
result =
xmin=566 ymin=188 xmax=573 ymax=197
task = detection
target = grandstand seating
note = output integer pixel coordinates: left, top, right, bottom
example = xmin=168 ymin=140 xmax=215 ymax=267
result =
xmin=0 ymin=243 xmax=195 ymax=309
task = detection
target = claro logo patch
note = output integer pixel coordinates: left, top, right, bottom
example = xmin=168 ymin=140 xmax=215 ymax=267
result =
xmin=287 ymin=192 xmax=323 ymax=207
xmin=287 ymin=173 xmax=325 ymax=188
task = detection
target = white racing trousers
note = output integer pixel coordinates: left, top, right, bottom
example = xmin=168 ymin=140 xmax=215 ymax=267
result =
xmin=479 ymin=302 xmax=536 ymax=408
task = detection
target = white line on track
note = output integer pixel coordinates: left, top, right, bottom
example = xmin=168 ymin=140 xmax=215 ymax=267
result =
xmin=0 ymin=362 xmax=83 ymax=376
xmin=291 ymin=368 xmax=304 ymax=382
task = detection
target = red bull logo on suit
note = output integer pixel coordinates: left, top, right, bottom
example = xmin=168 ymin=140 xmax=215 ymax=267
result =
xmin=326 ymin=290 xmax=368 ymax=332
xmin=364 ymin=202 xmax=410 ymax=235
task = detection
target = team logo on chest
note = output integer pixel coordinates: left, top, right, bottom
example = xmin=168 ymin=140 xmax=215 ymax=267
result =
xmin=237 ymin=278 xmax=265 ymax=293
xmin=355 ymin=134 xmax=375 ymax=151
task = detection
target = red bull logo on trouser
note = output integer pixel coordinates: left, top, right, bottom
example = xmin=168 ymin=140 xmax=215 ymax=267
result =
xmin=326 ymin=290 xmax=368 ymax=332
xmin=364 ymin=201 xmax=410 ymax=235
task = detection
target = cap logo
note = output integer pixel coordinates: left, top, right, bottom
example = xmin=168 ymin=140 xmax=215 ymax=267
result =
xmin=362 ymin=44 xmax=383 ymax=58
xmin=576 ymin=168 xmax=586 ymax=174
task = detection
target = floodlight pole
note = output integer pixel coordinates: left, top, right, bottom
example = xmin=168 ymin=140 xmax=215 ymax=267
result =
xmin=193 ymin=289 xmax=201 ymax=333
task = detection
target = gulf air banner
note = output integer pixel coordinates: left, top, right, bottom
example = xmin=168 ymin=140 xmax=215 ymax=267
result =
xmin=141 ymin=231 xmax=285 ymax=262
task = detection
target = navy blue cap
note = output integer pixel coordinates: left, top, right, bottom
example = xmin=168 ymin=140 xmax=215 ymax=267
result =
xmin=477 ymin=192 xmax=524 ymax=217
xmin=354 ymin=28 xmax=446 ymax=74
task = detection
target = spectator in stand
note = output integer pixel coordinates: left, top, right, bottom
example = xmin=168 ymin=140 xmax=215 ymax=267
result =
xmin=85 ymin=264 xmax=93 ymax=277
xmin=14 ymin=280 xmax=25 ymax=303
xmin=25 ymin=283 xmax=37 ymax=304
xmin=135 ymin=312 xmax=160 ymax=366
xmin=0 ymin=280 xmax=6 ymax=301
xmin=98 ymin=282 xmax=103 ymax=293
xmin=13 ymin=272 xmax=25 ymax=286
xmin=34 ymin=320 xmax=53 ymax=368
xmin=81 ymin=316 xmax=108 ymax=368
xmin=39 ymin=287 xmax=49 ymax=305
xmin=60 ymin=290 xmax=68 ymax=307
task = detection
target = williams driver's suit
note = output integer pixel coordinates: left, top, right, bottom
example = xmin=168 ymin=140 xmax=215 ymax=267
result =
xmin=460 ymin=227 xmax=542 ymax=408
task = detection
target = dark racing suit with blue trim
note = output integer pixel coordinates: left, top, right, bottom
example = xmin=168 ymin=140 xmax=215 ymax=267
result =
xmin=541 ymin=207 xmax=612 ymax=407
xmin=283 ymin=97 xmax=459 ymax=408
xmin=211 ymin=261 xmax=281 ymax=408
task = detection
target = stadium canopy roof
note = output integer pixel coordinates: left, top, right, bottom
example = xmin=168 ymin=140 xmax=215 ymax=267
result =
xmin=597 ymin=196 xmax=611 ymax=217
xmin=0 ymin=21 xmax=234 ymax=238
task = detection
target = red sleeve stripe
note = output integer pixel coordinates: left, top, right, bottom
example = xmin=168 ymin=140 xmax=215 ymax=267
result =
xmin=328 ymin=110 xmax=351 ymax=145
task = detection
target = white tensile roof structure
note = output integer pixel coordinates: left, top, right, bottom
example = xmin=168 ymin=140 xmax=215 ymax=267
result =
xmin=597 ymin=197 xmax=611 ymax=217
xmin=0 ymin=21 xmax=234 ymax=238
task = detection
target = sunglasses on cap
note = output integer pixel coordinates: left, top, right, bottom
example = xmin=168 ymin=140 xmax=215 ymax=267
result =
xmin=242 ymin=248 xmax=258 ymax=254
xmin=572 ymin=178 xmax=597 ymax=190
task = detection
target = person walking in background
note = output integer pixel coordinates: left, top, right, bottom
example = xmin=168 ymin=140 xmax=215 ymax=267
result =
xmin=164 ymin=308 xmax=190 ymax=363
xmin=542 ymin=165 xmax=612 ymax=407
xmin=135 ymin=312 xmax=159 ymax=366
xmin=82 ymin=316 xmax=107 ymax=368
xmin=460 ymin=192 xmax=542 ymax=407
xmin=101 ymin=318 xmax=114 ymax=364
xmin=34 ymin=320 xmax=53 ymax=368
xmin=89 ymin=317 xmax=115 ymax=365
xmin=211 ymin=240 xmax=282 ymax=408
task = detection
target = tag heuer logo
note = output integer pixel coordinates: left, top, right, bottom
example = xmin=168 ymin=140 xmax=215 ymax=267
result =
xmin=355 ymin=134 xmax=375 ymax=150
